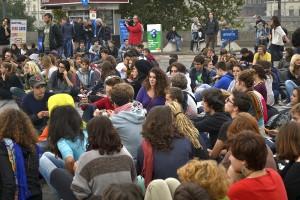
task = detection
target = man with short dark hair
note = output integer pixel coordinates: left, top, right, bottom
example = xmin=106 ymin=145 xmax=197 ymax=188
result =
xmin=21 ymin=74 xmax=53 ymax=132
xmin=189 ymin=55 xmax=211 ymax=91
xmin=240 ymin=48 xmax=254 ymax=67
xmin=193 ymin=88 xmax=231 ymax=148
xmin=42 ymin=13 xmax=63 ymax=54
xmin=110 ymin=83 xmax=146 ymax=160
xmin=213 ymin=61 xmax=234 ymax=90
xmin=210 ymin=90 xmax=251 ymax=159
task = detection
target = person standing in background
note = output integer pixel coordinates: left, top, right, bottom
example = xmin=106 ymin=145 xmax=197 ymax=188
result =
xmin=42 ymin=13 xmax=63 ymax=55
xmin=125 ymin=15 xmax=143 ymax=47
xmin=0 ymin=18 xmax=10 ymax=45
xmin=204 ymin=12 xmax=219 ymax=49
xmin=61 ymin=17 xmax=74 ymax=59
xmin=190 ymin=17 xmax=201 ymax=51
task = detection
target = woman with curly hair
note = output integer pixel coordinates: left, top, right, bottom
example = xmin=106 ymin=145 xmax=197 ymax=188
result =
xmin=0 ymin=108 xmax=42 ymax=199
xmin=49 ymin=116 xmax=136 ymax=200
xmin=136 ymin=67 xmax=169 ymax=111
xmin=177 ymin=159 xmax=229 ymax=200
xmin=136 ymin=105 xmax=194 ymax=186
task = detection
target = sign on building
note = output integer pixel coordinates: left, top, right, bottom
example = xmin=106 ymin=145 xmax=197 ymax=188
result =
xmin=10 ymin=19 xmax=27 ymax=47
xmin=147 ymin=24 xmax=162 ymax=53
xmin=89 ymin=9 xmax=97 ymax=19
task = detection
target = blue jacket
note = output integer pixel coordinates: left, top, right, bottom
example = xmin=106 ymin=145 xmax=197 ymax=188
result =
xmin=62 ymin=22 xmax=74 ymax=40
xmin=214 ymin=73 xmax=234 ymax=90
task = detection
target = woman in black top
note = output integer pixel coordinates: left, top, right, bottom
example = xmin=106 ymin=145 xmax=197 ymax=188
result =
xmin=0 ymin=18 xmax=10 ymax=45
xmin=277 ymin=121 xmax=300 ymax=200
xmin=0 ymin=62 xmax=23 ymax=99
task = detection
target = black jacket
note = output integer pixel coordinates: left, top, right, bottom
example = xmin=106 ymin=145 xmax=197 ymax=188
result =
xmin=193 ymin=112 xmax=231 ymax=148
xmin=0 ymin=26 xmax=10 ymax=45
xmin=205 ymin=19 xmax=219 ymax=35
xmin=42 ymin=23 xmax=63 ymax=51
xmin=166 ymin=31 xmax=181 ymax=41
xmin=73 ymin=22 xmax=85 ymax=42
xmin=0 ymin=141 xmax=42 ymax=199
xmin=0 ymin=74 xmax=23 ymax=99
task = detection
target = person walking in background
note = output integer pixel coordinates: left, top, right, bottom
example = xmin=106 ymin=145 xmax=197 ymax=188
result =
xmin=0 ymin=17 xmax=10 ymax=45
xmin=204 ymin=12 xmax=219 ymax=49
xmin=125 ymin=15 xmax=143 ymax=46
xmin=42 ymin=13 xmax=63 ymax=55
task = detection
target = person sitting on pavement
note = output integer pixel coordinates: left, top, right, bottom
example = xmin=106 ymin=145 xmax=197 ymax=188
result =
xmin=0 ymin=62 xmax=23 ymax=100
xmin=103 ymin=83 xmax=146 ymax=160
xmin=81 ymin=76 xmax=123 ymax=122
xmin=75 ymin=57 xmax=98 ymax=94
xmin=48 ymin=60 xmax=77 ymax=97
xmin=166 ymin=26 xmax=182 ymax=52
xmin=21 ymin=74 xmax=53 ymax=133
xmin=253 ymin=45 xmax=272 ymax=65
xmin=136 ymin=67 xmax=169 ymax=111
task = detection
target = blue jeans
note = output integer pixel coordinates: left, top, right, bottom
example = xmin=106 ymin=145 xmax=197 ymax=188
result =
xmin=63 ymin=39 xmax=73 ymax=58
xmin=170 ymin=36 xmax=182 ymax=51
xmin=39 ymin=152 xmax=65 ymax=186
xmin=285 ymin=80 xmax=298 ymax=102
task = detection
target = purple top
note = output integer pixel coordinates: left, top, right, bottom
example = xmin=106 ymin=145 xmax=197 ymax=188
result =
xmin=136 ymin=86 xmax=165 ymax=111
xmin=254 ymin=82 xmax=267 ymax=102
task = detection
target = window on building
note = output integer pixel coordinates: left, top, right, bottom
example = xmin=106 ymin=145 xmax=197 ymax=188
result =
xmin=273 ymin=10 xmax=278 ymax=16
xmin=289 ymin=9 xmax=294 ymax=16
xmin=33 ymin=5 xmax=36 ymax=12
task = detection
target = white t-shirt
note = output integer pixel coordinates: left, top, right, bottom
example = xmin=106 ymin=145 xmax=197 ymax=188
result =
xmin=271 ymin=26 xmax=286 ymax=46
xmin=116 ymin=62 xmax=127 ymax=79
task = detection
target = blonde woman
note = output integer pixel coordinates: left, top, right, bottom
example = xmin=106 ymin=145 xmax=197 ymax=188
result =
xmin=166 ymin=101 xmax=208 ymax=159
xmin=41 ymin=55 xmax=57 ymax=80
xmin=285 ymin=54 xmax=300 ymax=102
xmin=23 ymin=61 xmax=42 ymax=90
xmin=177 ymin=159 xmax=230 ymax=200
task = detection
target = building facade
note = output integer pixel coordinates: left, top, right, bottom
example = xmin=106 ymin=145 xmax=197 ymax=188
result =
xmin=25 ymin=0 xmax=50 ymax=28
xmin=240 ymin=0 xmax=267 ymax=17
xmin=266 ymin=0 xmax=300 ymax=16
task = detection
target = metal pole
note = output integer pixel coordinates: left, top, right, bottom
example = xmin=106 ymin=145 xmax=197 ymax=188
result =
xmin=278 ymin=0 xmax=281 ymax=21
xmin=2 ymin=0 xmax=7 ymax=18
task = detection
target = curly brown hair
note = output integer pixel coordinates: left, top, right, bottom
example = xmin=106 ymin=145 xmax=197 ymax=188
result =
xmin=141 ymin=106 xmax=175 ymax=151
xmin=87 ymin=116 xmax=123 ymax=155
xmin=0 ymin=108 xmax=37 ymax=151
xmin=143 ymin=67 xmax=169 ymax=97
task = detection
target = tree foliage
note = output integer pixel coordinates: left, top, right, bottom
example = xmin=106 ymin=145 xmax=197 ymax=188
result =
xmin=188 ymin=0 xmax=245 ymax=26
xmin=52 ymin=9 xmax=67 ymax=23
xmin=0 ymin=0 xmax=35 ymax=31
xmin=118 ymin=0 xmax=192 ymax=30
xmin=119 ymin=0 xmax=245 ymax=30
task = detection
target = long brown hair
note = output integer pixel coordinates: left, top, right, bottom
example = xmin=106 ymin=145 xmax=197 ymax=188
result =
xmin=87 ymin=116 xmax=123 ymax=155
xmin=143 ymin=67 xmax=169 ymax=97
xmin=142 ymin=106 xmax=175 ymax=150
xmin=277 ymin=121 xmax=300 ymax=161
xmin=0 ymin=109 xmax=37 ymax=151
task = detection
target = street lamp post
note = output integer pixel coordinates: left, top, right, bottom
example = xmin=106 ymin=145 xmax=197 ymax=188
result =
xmin=2 ymin=0 xmax=7 ymax=18
xmin=278 ymin=0 xmax=281 ymax=21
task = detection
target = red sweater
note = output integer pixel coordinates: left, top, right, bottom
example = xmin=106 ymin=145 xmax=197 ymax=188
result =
xmin=228 ymin=168 xmax=288 ymax=200
xmin=127 ymin=22 xmax=143 ymax=45
xmin=92 ymin=97 xmax=114 ymax=111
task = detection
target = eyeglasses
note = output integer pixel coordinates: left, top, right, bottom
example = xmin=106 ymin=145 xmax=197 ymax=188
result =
xmin=225 ymin=97 xmax=234 ymax=104
xmin=171 ymin=69 xmax=178 ymax=73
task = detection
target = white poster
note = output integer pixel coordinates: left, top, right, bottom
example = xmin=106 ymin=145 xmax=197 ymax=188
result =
xmin=10 ymin=19 xmax=27 ymax=47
